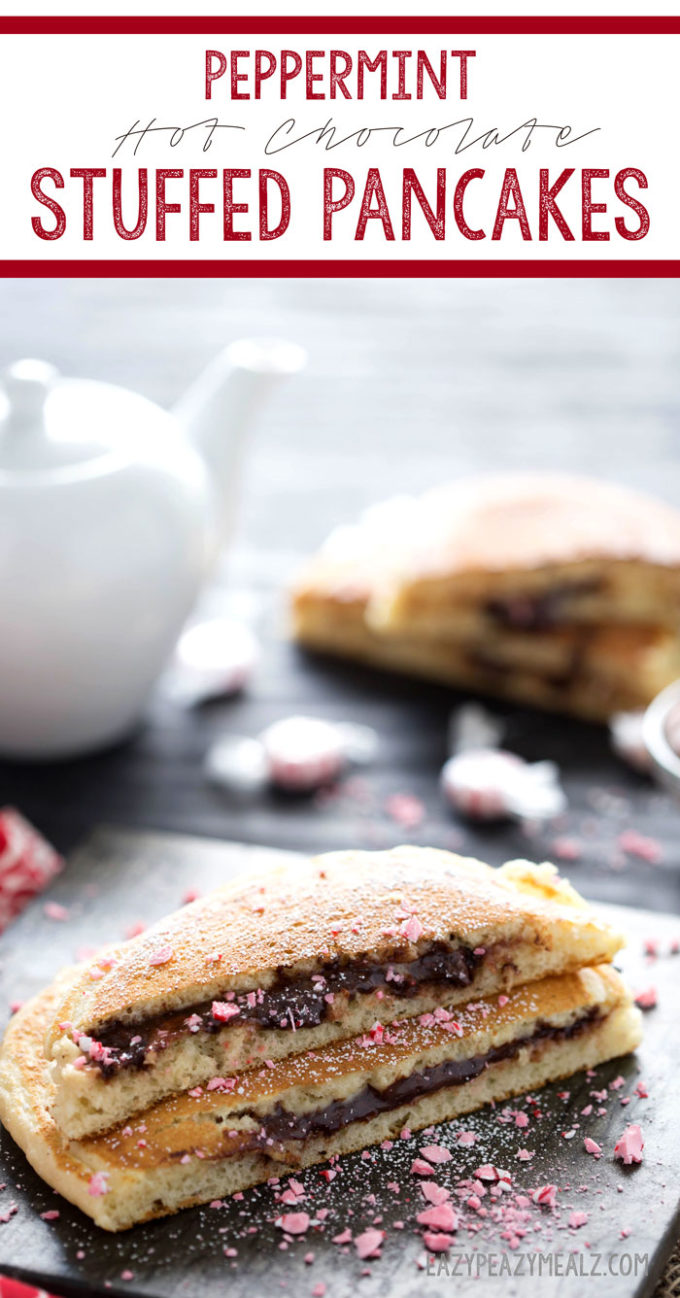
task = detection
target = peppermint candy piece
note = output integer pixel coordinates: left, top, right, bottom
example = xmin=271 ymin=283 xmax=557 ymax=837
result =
xmin=441 ymin=749 xmax=566 ymax=822
xmin=205 ymin=735 xmax=269 ymax=796
xmin=261 ymin=716 xmax=347 ymax=791
xmin=0 ymin=808 xmax=63 ymax=934
xmin=165 ymin=618 xmax=259 ymax=706
xmin=614 ymin=1123 xmax=644 ymax=1165
xmin=206 ymin=715 xmax=378 ymax=795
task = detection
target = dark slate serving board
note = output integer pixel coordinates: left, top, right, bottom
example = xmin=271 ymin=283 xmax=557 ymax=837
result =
xmin=0 ymin=828 xmax=678 ymax=1298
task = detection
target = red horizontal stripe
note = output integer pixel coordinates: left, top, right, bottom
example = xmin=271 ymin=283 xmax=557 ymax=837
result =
xmin=0 ymin=16 xmax=678 ymax=35
xmin=1 ymin=260 xmax=678 ymax=278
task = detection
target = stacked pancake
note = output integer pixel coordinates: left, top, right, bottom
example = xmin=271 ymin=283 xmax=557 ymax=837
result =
xmin=291 ymin=473 xmax=680 ymax=719
xmin=0 ymin=848 xmax=640 ymax=1231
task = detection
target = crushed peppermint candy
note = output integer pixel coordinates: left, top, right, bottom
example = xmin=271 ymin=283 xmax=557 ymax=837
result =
xmin=618 ymin=830 xmax=662 ymax=864
xmin=420 ymin=1145 xmax=452 ymax=1164
xmin=614 ymin=1124 xmax=644 ymax=1165
xmin=125 ymin=921 xmax=146 ymax=938
xmin=634 ymin=986 xmax=657 ymax=1010
xmin=423 ymin=1231 xmax=454 ymax=1252
xmin=420 ymin=1182 xmax=451 ymax=1206
xmin=411 ymin=1159 xmax=435 ymax=1176
xmin=275 ymin=1212 xmax=310 ymax=1235
xmin=148 ymin=945 xmax=174 ymax=967
xmin=43 ymin=901 xmax=69 ymax=921
xmin=474 ymin=1164 xmax=511 ymax=1183
xmin=384 ymin=794 xmax=425 ymax=829
xmin=211 ymin=1001 xmax=240 ymax=1023
xmin=401 ymin=914 xmax=424 ymax=943
xmin=550 ymin=836 xmax=582 ymax=862
xmin=417 ymin=1203 xmax=458 ymax=1232
xmin=354 ymin=1228 xmax=384 ymax=1259
xmin=0 ymin=808 xmax=62 ymax=933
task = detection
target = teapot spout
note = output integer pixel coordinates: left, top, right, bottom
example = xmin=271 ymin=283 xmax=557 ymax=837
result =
xmin=174 ymin=337 xmax=306 ymax=549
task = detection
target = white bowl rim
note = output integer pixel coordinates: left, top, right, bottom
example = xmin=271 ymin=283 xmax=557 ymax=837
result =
xmin=643 ymin=679 xmax=680 ymax=789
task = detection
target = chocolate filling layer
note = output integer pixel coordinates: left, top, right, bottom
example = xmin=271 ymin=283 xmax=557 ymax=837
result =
xmin=485 ymin=580 xmax=602 ymax=632
xmin=93 ymin=941 xmax=484 ymax=1077
xmin=249 ymin=1007 xmax=602 ymax=1150
xmin=467 ymin=646 xmax=587 ymax=693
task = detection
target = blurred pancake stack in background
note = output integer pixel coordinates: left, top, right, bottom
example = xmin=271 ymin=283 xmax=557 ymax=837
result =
xmin=291 ymin=473 xmax=680 ymax=720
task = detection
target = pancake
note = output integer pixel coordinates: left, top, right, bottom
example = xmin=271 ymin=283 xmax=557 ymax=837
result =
xmin=292 ymin=588 xmax=680 ymax=720
xmin=291 ymin=473 xmax=680 ymax=720
xmin=0 ymin=965 xmax=641 ymax=1232
xmin=42 ymin=848 xmax=623 ymax=1138
xmin=365 ymin=473 xmax=680 ymax=635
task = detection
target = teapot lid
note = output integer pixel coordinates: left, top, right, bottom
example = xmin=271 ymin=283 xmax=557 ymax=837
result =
xmin=0 ymin=359 xmax=175 ymax=475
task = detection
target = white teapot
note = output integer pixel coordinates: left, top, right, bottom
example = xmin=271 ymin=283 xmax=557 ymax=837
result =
xmin=0 ymin=339 xmax=305 ymax=760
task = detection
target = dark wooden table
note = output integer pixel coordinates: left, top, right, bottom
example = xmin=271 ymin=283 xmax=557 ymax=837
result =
xmin=1 ymin=278 xmax=680 ymax=1296
xmin=1 ymin=277 xmax=680 ymax=912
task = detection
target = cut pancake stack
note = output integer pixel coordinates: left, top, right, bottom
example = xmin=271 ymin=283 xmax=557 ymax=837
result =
xmin=0 ymin=847 xmax=641 ymax=1231
xmin=291 ymin=473 xmax=680 ymax=719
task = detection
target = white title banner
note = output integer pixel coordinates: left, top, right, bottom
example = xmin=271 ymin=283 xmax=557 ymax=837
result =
xmin=0 ymin=20 xmax=677 ymax=267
